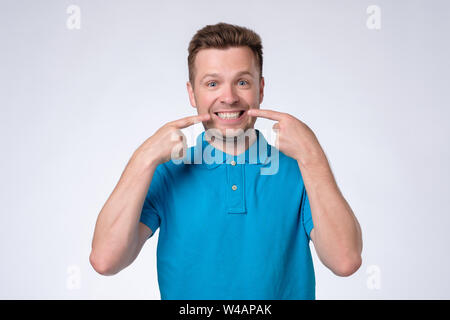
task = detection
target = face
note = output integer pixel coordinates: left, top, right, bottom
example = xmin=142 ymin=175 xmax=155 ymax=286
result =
xmin=187 ymin=46 xmax=264 ymax=139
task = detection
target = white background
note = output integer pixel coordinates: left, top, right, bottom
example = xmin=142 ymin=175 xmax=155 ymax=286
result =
xmin=1 ymin=0 xmax=449 ymax=299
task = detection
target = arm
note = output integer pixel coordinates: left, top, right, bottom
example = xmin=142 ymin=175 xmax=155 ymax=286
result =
xmin=247 ymin=108 xmax=363 ymax=277
xmin=299 ymin=156 xmax=363 ymax=277
xmin=89 ymin=154 xmax=158 ymax=276
xmin=89 ymin=113 xmax=211 ymax=276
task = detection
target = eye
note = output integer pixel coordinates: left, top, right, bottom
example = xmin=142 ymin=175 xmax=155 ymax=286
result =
xmin=207 ymin=81 xmax=217 ymax=87
xmin=238 ymin=80 xmax=249 ymax=86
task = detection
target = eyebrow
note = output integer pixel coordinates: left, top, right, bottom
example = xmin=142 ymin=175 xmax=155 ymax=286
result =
xmin=200 ymin=70 xmax=255 ymax=82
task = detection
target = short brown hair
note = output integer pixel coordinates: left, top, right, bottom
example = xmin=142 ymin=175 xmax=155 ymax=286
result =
xmin=187 ymin=22 xmax=263 ymax=86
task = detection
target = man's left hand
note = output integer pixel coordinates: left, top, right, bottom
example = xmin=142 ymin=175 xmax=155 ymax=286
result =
xmin=247 ymin=108 xmax=325 ymax=167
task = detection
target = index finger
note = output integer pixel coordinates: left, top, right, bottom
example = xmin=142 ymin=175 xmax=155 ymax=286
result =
xmin=171 ymin=113 xmax=211 ymax=129
xmin=247 ymin=108 xmax=284 ymax=121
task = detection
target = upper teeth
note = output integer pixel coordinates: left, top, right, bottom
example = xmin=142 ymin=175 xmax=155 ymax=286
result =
xmin=217 ymin=112 xmax=242 ymax=119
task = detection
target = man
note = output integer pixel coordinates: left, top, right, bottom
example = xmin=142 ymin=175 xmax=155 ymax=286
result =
xmin=89 ymin=22 xmax=363 ymax=300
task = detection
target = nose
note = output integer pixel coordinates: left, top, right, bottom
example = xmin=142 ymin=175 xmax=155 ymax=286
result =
xmin=220 ymin=83 xmax=239 ymax=105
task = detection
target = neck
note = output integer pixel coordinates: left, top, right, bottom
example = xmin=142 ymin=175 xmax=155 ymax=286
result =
xmin=205 ymin=128 xmax=257 ymax=156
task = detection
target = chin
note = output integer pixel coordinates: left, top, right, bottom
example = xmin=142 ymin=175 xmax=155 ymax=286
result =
xmin=220 ymin=127 xmax=245 ymax=137
xmin=204 ymin=125 xmax=255 ymax=143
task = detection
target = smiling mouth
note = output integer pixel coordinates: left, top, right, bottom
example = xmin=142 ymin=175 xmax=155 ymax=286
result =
xmin=214 ymin=110 xmax=245 ymax=120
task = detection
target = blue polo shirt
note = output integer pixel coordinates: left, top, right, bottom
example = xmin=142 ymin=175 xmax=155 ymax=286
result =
xmin=139 ymin=129 xmax=315 ymax=299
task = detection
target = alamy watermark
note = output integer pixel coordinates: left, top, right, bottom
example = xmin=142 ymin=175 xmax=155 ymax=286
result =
xmin=66 ymin=5 xmax=81 ymax=30
xmin=66 ymin=264 xmax=81 ymax=290
xmin=366 ymin=264 xmax=381 ymax=290
xmin=171 ymin=127 xmax=280 ymax=176
xmin=366 ymin=5 xmax=381 ymax=30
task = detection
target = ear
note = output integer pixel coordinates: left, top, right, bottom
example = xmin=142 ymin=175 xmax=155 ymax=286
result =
xmin=259 ymin=76 xmax=265 ymax=104
xmin=186 ymin=81 xmax=197 ymax=108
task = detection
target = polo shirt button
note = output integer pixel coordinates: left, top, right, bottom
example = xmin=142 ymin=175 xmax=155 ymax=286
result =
xmin=231 ymin=160 xmax=236 ymax=166
xmin=231 ymin=185 xmax=237 ymax=191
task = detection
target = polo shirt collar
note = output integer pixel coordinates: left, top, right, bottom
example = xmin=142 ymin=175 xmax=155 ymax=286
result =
xmin=193 ymin=129 xmax=272 ymax=168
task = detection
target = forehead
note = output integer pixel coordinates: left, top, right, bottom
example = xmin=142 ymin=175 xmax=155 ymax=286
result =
xmin=194 ymin=46 xmax=258 ymax=76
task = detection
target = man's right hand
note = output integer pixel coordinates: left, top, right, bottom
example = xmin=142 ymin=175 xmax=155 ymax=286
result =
xmin=133 ymin=113 xmax=211 ymax=166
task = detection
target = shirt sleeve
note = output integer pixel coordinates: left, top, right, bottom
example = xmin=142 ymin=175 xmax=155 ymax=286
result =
xmin=139 ymin=164 xmax=166 ymax=239
xmin=300 ymin=186 xmax=314 ymax=242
